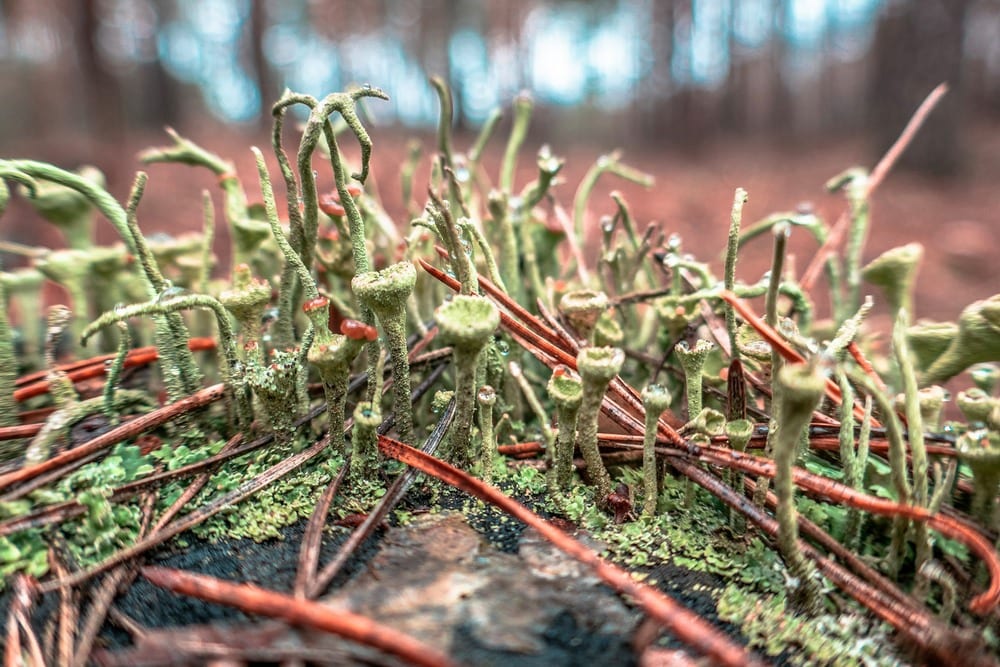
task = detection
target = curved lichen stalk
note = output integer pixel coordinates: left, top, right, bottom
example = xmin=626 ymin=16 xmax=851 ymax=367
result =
xmin=82 ymin=292 xmax=248 ymax=430
xmin=0 ymin=162 xmax=204 ymax=401
xmin=253 ymin=147 xmax=365 ymax=450
xmin=139 ymin=128 xmax=271 ymax=276
xmin=269 ymin=86 xmax=387 ymax=359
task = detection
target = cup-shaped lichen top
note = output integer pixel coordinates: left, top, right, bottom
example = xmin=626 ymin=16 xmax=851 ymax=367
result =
xmin=690 ymin=408 xmax=726 ymax=436
xmin=862 ymin=242 xmax=923 ymax=314
xmin=576 ymin=346 xmax=625 ymax=386
xmin=23 ymin=165 xmax=104 ymax=248
xmin=641 ymin=383 xmax=672 ymax=417
xmin=906 ymin=320 xmax=958 ymax=372
xmin=957 ymin=389 xmax=996 ymax=424
xmin=971 ymin=364 xmax=1000 ymax=396
xmin=352 ymin=261 xmax=417 ymax=317
xmin=559 ymin=289 xmax=610 ymax=342
xmin=594 ymin=311 xmax=623 ymax=348
xmin=956 ymin=431 xmax=1000 ymax=468
xmin=435 ymin=295 xmax=500 ymax=354
xmin=548 ymin=365 xmax=583 ymax=411
xmin=307 ymin=334 xmax=364 ymax=374
xmin=220 ymin=263 xmax=272 ymax=330
xmin=923 ymin=295 xmax=1000 ymax=385
xmin=776 ymin=363 xmax=826 ymax=434
xmin=725 ymin=418 xmax=754 ymax=451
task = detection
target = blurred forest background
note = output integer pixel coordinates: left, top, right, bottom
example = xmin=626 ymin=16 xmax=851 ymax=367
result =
xmin=1 ymin=0 xmax=997 ymax=167
xmin=0 ymin=0 xmax=998 ymax=319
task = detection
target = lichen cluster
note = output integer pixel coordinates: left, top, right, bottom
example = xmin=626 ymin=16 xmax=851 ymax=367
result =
xmin=1 ymin=81 xmax=999 ymax=664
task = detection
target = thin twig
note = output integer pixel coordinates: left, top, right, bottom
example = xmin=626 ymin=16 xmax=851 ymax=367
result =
xmin=141 ymin=566 xmax=458 ymax=667
xmin=800 ymin=84 xmax=948 ymax=291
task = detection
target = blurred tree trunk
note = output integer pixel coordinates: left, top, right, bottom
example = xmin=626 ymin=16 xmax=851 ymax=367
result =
xmin=250 ymin=0 xmax=274 ymax=127
xmin=767 ymin=0 xmax=792 ymax=139
xmin=77 ymin=0 xmax=125 ymax=145
xmin=869 ymin=0 xmax=968 ymax=175
xmin=637 ymin=0 xmax=675 ymax=143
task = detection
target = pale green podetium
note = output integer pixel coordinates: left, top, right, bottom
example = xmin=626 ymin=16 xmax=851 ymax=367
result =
xmin=435 ymin=294 xmax=500 ymax=468
xmin=574 ymin=346 xmax=624 ymax=503
xmin=956 ymin=388 xmax=995 ymax=425
xmin=219 ymin=263 xmax=272 ymax=361
xmin=559 ymin=289 xmax=610 ymax=344
xmin=351 ymin=401 xmax=382 ymax=481
xmin=0 ymin=267 xmax=18 ymax=459
xmin=303 ymin=296 xmax=364 ymax=455
xmin=725 ymin=418 xmax=754 ymax=531
xmin=923 ymin=294 xmax=1000 ymax=385
xmin=956 ymin=430 xmax=1000 ymax=528
xmin=23 ymin=165 xmax=103 ymax=250
xmin=641 ymin=384 xmax=671 ymax=516
xmin=676 ymin=339 xmax=714 ymax=419
xmin=547 ymin=365 xmax=583 ymax=491
xmin=352 ymin=261 xmax=418 ymax=444
xmin=774 ymin=362 xmax=826 ymax=613
xmin=477 ymin=385 xmax=498 ymax=484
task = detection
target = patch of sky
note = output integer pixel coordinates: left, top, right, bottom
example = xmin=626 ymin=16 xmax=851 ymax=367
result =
xmin=181 ymin=0 xmax=249 ymax=44
xmin=734 ymin=0 xmax=771 ymax=49
xmin=525 ymin=4 xmax=591 ymax=105
xmin=587 ymin=2 xmax=647 ymax=108
xmin=284 ymin=36 xmax=340 ymax=101
xmin=205 ymin=63 xmax=260 ymax=123
xmin=449 ymin=28 xmax=500 ymax=124
xmin=688 ymin=0 xmax=731 ymax=87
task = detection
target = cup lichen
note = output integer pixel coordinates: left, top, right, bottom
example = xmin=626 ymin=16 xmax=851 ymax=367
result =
xmin=435 ymin=294 xmax=500 ymax=467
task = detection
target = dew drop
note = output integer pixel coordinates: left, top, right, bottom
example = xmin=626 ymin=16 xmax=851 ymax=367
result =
xmin=477 ymin=385 xmax=496 ymax=403
xmin=667 ymin=233 xmax=682 ymax=250
xmin=495 ymin=340 xmax=510 ymax=356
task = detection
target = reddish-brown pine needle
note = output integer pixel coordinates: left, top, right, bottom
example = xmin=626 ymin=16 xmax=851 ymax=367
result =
xmin=378 ymin=435 xmax=763 ymax=667
xmin=141 ymin=566 xmax=457 ymax=667
xmin=720 ymin=290 xmax=875 ymax=425
xmin=0 ymin=383 xmax=226 ymax=492
xmin=800 ymin=84 xmax=948 ymax=291
xmin=13 ymin=338 xmax=217 ymax=402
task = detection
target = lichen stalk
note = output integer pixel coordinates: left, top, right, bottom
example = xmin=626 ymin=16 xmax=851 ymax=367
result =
xmin=724 ymin=419 xmax=753 ymax=531
xmin=548 ymin=366 xmax=583 ymax=492
xmin=435 ymin=295 xmax=500 ymax=466
xmin=574 ymin=346 xmax=624 ymax=503
xmin=476 ymin=385 xmax=498 ymax=484
xmin=572 ymin=150 xmax=653 ymax=242
xmin=774 ymin=363 xmax=826 ymax=612
xmin=353 ymin=262 xmax=418 ymax=445
xmin=843 ymin=394 xmax=873 ymax=548
xmin=676 ymin=339 xmax=714 ymax=420
xmin=102 ymin=321 xmax=131 ymax=424
xmin=641 ymin=384 xmax=671 ymax=516
xmin=892 ymin=308 xmax=930 ymax=568
xmin=500 ymin=92 xmax=533 ymax=194
xmin=351 ymin=401 xmax=382 ymax=482
xmin=0 ymin=270 xmax=17 ymax=435
xmin=125 ymin=172 xmax=203 ymax=399
xmin=725 ymin=188 xmax=749 ymax=362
